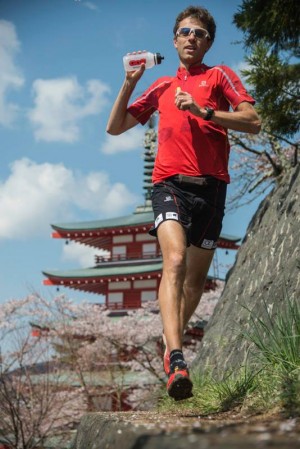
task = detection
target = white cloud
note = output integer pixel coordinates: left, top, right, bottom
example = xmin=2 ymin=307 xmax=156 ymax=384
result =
xmin=0 ymin=158 xmax=138 ymax=240
xmin=28 ymin=77 xmax=110 ymax=142
xmin=82 ymin=2 xmax=99 ymax=11
xmin=101 ymin=127 xmax=145 ymax=154
xmin=0 ymin=20 xmax=24 ymax=126
xmin=62 ymin=241 xmax=109 ymax=268
xmin=70 ymin=170 xmax=138 ymax=215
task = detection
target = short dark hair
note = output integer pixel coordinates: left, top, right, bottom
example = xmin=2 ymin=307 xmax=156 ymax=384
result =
xmin=173 ymin=5 xmax=216 ymax=42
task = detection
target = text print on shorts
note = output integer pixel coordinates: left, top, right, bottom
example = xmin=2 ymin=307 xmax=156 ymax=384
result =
xmin=201 ymin=239 xmax=217 ymax=250
xmin=166 ymin=212 xmax=179 ymax=220
xmin=155 ymin=213 xmax=163 ymax=228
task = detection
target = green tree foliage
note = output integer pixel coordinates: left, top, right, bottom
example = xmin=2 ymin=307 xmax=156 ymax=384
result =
xmin=233 ymin=0 xmax=299 ymax=53
xmin=233 ymin=0 xmax=300 ymax=139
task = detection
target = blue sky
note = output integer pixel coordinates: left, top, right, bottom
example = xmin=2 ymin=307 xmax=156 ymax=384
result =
xmin=0 ymin=0 xmax=261 ymax=304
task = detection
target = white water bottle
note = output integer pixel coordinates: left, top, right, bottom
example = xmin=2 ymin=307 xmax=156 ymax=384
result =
xmin=123 ymin=51 xmax=164 ymax=72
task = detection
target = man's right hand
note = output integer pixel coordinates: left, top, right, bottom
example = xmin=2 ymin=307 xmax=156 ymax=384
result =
xmin=125 ymin=64 xmax=146 ymax=85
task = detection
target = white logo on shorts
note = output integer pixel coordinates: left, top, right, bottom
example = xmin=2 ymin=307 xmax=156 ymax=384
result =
xmin=164 ymin=195 xmax=173 ymax=202
xmin=166 ymin=212 xmax=178 ymax=220
xmin=201 ymin=239 xmax=216 ymax=249
xmin=155 ymin=213 xmax=163 ymax=227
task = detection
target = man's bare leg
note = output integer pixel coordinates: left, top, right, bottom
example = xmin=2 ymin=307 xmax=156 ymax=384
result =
xmin=157 ymin=220 xmax=187 ymax=352
xmin=158 ymin=224 xmax=203 ymax=400
xmin=181 ymin=245 xmax=215 ymax=330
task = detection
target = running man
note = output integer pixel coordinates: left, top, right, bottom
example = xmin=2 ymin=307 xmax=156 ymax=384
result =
xmin=106 ymin=5 xmax=261 ymax=400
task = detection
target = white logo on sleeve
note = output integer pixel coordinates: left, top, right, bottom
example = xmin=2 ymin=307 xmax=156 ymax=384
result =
xmin=166 ymin=212 xmax=178 ymax=220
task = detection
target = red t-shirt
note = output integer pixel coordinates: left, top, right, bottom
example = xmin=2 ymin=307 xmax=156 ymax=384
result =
xmin=127 ymin=64 xmax=255 ymax=184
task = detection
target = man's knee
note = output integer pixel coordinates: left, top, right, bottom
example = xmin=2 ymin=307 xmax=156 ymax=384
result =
xmin=164 ymin=250 xmax=186 ymax=276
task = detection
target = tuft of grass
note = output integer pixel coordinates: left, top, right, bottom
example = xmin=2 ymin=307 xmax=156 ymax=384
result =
xmin=205 ymin=368 xmax=259 ymax=413
xmin=280 ymin=370 xmax=300 ymax=417
xmin=159 ymin=297 xmax=300 ymax=416
xmin=158 ymin=367 xmax=259 ymax=415
xmin=158 ymin=293 xmax=300 ymax=417
xmin=241 ymin=293 xmax=300 ymax=416
xmin=241 ymin=295 xmax=300 ymax=374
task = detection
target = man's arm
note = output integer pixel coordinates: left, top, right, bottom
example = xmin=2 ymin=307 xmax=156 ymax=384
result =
xmin=106 ymin=66 xmax=145 ymax=135
xmin=175 ymin=90 xmax=261 ymax=134
xmin=207 ymin=102 xmax=261 ymax=134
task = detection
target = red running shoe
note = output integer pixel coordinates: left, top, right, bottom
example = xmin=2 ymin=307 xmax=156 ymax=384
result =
xmin=167 ymin=367 xmax=193 ymax=401
xmin=162 ymin=333 xmax=170 ymax=376
xmin=163 ymin=347 xmax=171 ymax=376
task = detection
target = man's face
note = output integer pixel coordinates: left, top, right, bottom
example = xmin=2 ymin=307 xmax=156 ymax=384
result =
xmin=173 ymin=17 xmax=212 ymax=67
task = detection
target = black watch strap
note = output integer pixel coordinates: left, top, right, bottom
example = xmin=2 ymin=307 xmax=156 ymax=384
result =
xmin=204 ymin=107 xmax=214 ymax=120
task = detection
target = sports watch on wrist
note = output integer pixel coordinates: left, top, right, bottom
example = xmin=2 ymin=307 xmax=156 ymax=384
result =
xmin=204 ymin=107 xmax=215 ymax=120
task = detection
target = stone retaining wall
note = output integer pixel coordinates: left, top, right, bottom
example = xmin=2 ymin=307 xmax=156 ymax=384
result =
xmin=193 ymin=164 xmax=300 ymax=376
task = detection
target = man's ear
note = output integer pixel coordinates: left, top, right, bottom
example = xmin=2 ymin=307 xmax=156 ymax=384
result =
xmin=173 ymin=37 xmax=178 ymax=50
xmin=205 ymin=39 xmax=213 ymax=52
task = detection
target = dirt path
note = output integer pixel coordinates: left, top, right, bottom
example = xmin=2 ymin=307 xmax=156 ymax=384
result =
xmin=71 ymin=410 xmax=300 ymax=449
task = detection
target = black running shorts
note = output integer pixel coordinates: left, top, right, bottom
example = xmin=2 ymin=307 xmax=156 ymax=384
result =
xmin=149 ymin=175 xmax=227 ymax=249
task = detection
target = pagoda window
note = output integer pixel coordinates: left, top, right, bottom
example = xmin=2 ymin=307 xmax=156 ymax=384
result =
xmin=108 ymin=292 xmax=123 ymax=305
xmin=112 ymin=245 xmax=126 ymax=261
xmin=142 ymin=243 xmax=156 ymax=258
xmin=113 ymin=235 xmax=133 ymax=244
xmin=134 ymin=279 xmax=157 ymax=289
xmin=136 ymin=233 xmax=156 ymax=242
xmin=109 ymin=281 xmax=131 ymax=290
xmin=141 ymin=290 xmax=157 ymax=302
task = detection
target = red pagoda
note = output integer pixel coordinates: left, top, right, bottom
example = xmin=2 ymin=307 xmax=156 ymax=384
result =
xmin=43 ymin=120 xmax=240 ymax=309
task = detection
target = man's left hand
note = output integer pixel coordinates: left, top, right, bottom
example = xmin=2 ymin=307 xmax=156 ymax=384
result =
xmin=175 ymin=90 xmax=205 ymax=117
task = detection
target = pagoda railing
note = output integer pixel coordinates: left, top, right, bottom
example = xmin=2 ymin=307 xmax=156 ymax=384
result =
xmin=95 ymin=251 xmax=161 ymax=264
xmin=106 ymin=301 xmax=142 ymax=310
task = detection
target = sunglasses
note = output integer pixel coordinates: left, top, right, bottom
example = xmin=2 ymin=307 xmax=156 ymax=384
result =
xmin=176 ymin=27 xmax=210 ymax=40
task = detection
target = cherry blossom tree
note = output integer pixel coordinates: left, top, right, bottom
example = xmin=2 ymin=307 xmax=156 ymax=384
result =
xmin=228 ymin=130 xmax=298 ymax=210
xmin=44 ymin=281 xmax=225 ymax=409
xmin=0 ymin=282 xmax=224 ymax=445
xmin=0 ymin=296 xmax=86 ymax=449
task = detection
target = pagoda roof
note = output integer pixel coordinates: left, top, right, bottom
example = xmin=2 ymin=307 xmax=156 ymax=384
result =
xmin=51 ymin=210 xmax=241 ymax=245
xmin=52 ymin=211 xmax=154 ymax=233
xmin=43 ymin=262 xmax=163 ymax=280
xmin=29 ymin=369 xmax=159 ymax=388
xmin=43 ymin=262 xmax=163 ymax=295
xmin=42 ymin=262 xmax=216 ymax=295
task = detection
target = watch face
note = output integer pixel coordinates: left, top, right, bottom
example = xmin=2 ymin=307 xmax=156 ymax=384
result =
xmin=205 ymin=108 xmax=214 ymax=120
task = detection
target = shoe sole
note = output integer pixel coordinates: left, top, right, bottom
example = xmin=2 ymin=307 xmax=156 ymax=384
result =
xmin=168 ymin=376 xmax=193 ymax=401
